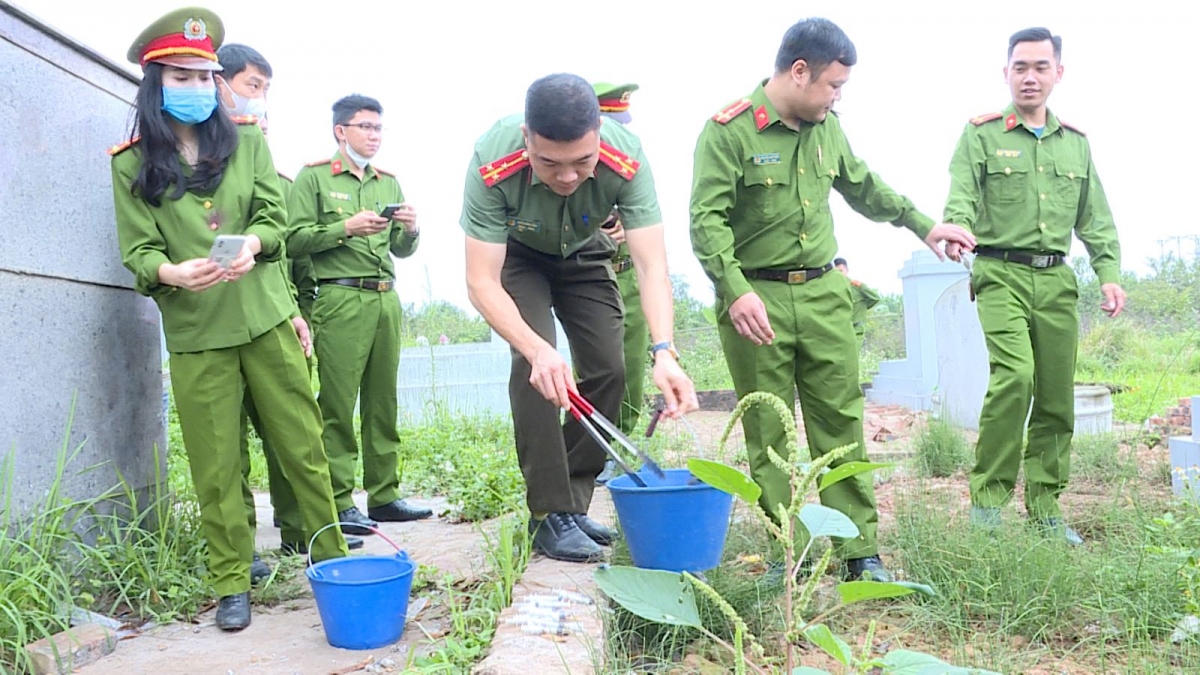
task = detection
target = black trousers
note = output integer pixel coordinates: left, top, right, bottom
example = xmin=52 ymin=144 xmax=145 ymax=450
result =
xmin=502 ymin=237 xmax=626 ymax=514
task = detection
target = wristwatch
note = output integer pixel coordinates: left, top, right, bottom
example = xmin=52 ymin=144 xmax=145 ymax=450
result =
xmin=650 ymin=341 xmax=680 ymax=362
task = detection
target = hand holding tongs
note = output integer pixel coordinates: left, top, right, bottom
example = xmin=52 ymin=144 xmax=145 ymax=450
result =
xmin=567 ymin=389 xmax=666 ymax=487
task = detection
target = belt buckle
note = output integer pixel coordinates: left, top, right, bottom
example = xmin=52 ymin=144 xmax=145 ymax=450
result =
xmin=377 ymin=280 xmax=393 ymax=292
xmin=1030 ymin=254 xmax=1052 ymax=268
xmin=787 ymin=270 xmax=806 ymax=284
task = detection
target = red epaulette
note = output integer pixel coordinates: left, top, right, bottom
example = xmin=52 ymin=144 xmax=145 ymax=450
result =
xmin=851 ymin=280 xmax=862 ymax=287
xmin=375 ymin=166 xmax=395 ymax=177
xmin=106 ymin=136 xmax=141 ymax=156
xmin=1059 ymin=119 xmax=1086 ymax=136
xmin=231 ymin=114 xmax=259 ymax=125
xmin=598 ymin=141 xmax=640 ymax=181
xmin=713 ymin=98 xmax=752 ymax=125
xmin=969 ymin=112 xmax=1003 ymax=126
xmin=305 ymin=158 xmax=332 ymax=167
xmin=479 ymin=148 xmax=529 ymax=188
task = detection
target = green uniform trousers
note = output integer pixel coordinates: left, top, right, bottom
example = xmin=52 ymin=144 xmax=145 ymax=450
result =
xmin=717 ymin=272 xmax=878 ymax=559
xmin=170 ymin=321 xmax=348 ymax=597
xmin=502 ymin=238 xmax=625 ymax=515
xmin=239 ymin=344 xmax=310 ymax=545
xmin=311 ymin=284 xmax=403 ymax=512
xmin=970 ymin=256 xmax=1078 ymax=518
xmin=615 ymin=264 xmax=649 ymax=434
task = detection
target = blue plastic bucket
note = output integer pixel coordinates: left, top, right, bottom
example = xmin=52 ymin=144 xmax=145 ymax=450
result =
xmin=607 ymin=468 xmax=734 ymax=572
xmin=305 ymin=526 xmax=416 ymax=650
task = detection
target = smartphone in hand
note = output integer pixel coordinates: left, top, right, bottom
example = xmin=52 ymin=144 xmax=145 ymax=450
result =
xmin=209 ymin=235 xmax=247 ymax=269
xmin=378 ymin=203 xmax=403 ymax=220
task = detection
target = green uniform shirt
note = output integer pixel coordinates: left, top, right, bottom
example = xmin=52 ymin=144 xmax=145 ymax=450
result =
xmin=943 ymin=104 xmax=1120 ymax=285
xmin=286 ymin=151 xmax=418 ymax=280
xmin=850 ymin=280 xmax=881 ymax=325
xmin=112 ymin=122 xmax=293 ymax=353
xmin=690 ymin=82 xmax=935 ymax=302
xmin=460 ymin=115 xmax=661 ymax=256
xmin=275 ymin=172 xmax=317 ymax=310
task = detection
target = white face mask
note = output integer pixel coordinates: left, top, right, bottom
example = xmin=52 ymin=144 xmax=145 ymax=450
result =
xmin=220 ymin=79 xmax=268 ymax=118
xmin=341 ymin=137 xmax=371 ymax=168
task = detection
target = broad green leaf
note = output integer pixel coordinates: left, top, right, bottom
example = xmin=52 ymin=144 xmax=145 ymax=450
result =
xmin=818 ymin=461 xmax=891 ymax=491
xmin=803 ymin=624 xmax=852 ymax=666
xmin=687 ymin=458 xmax=761 ymax=504
xmin=890 ymin=580 xmax=937 ymax=598
xmin=792 ymin=668 xmax=833 ymax=675
xmin=593 ymin=565 xmax=701 ymax=628
xmin=881 ymin=649 xmax=1002 ymax=675
xmin=798 ymin=503 xmax=859 ymax=539
xmin=835 ymin=580 xmax=917 ymax=606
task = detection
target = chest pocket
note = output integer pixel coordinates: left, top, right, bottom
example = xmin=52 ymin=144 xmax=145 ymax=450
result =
xmin=812 ymin=163 xmax=840 ymax=213
xmin=741 ymin=164 xmax=792 ymax=221
xmin=321 ymin=195 xmax=354 ymax=222
xmin=1052 ymin=161 xmax=1088 ymax=208
xmin=984 ymin=157 xmax=1029 ymax=204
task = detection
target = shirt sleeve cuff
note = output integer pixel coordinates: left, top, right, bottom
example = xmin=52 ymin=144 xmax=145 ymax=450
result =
xmin=246 ymin=227 xmax=282 ymax=262
xmin=903 ymin=213 xmax=936 ymax=240
xmin=720 ymin=273 xmax=754 ymax=303
xmin=1094 ymin=265 xmax=1120 ymax=286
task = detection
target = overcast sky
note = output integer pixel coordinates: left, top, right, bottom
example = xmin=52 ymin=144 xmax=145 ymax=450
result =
xmin=18 ymin=0 xmax=1196 ymax=308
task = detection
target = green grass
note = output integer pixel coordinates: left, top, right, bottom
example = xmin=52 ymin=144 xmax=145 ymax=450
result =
xmin=1076 ymin=323 xmax=1200 ymax=424
xmin=886 ymin=486 xmax=1200 ymax=671
xmin=1071 ymin=432 xmax=1140 ymax=484
xmin=912 ymin=419 xmax=972 ymax=478
xmin=2 ymin=408 xmax=211 ymax=673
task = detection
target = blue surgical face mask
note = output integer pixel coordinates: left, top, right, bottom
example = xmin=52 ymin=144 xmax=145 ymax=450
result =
xmin=161 ymin=86 xmax=218 ymax=125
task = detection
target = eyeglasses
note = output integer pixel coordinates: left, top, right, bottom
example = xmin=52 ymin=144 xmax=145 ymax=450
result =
xmin=342 ymin=122 xmax=384 ymax=133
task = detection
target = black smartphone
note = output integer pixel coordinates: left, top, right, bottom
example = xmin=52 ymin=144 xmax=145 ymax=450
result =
xmin=379 ymin=203 xmax=403 ymax=220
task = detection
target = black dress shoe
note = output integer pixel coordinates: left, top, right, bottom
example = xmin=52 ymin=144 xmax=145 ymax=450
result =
xmin=280 ymin=535 xmax=363 ymax=556
xmin=529 ymin=513 xmax=604 ymax=563
xmin=368 ymin=499 xmax=433 ymax=522
xmin=572 ymin=514 xmax=617 ymax=546
xmin=844 ymin=555 xmax=893 ymax=582
xmin=215 ymin=592 xmax=251 ymax=631
xmin=337 ymin=507 xmax=378 ymax=535
xmin=250 ymin=554 xmax=272 ymax=585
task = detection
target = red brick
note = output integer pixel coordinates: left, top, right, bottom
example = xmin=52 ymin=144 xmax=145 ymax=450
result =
xmin=24 ymin=624 xmax=116 ymax=674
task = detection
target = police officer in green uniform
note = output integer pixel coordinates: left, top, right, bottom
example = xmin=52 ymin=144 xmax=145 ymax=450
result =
xmin=288 ymin=95 xmax=433 ymax=534
xmin=214 ymin=43 xmax=364 ymax=558
xmin=833 ymin=257 xmax=880 ymax=348
xmin=591 ymin=82 xmax=646 ymax=485
xmin=690 ymin=18 xmax=975 ymax=581
xmin=111 ymin=7 xmax=348 ymax=631
xmin=460 ymin=73 xmax=698 ymax=562
xmin=943 ymin=28 xmax=1125 ymax=543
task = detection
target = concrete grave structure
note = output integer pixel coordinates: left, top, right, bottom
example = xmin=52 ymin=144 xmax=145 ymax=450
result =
xmin=0 ymin=3 xmax=165 ymax=515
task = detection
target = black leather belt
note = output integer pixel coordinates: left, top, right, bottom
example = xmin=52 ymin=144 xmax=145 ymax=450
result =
xmin=612 ymin=256 xmax=633 ymax=274
xmin=318 ymin=278 xmax=394 ymax=292
xmin=974 ymin=247 xmax=1065 ymax=269
xmin=743 ymin=262 xmax=833 ymax=284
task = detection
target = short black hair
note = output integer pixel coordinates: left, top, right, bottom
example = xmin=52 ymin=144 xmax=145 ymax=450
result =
xmin=332 ymin=94 xmax=383 ymax=126
xmin=834 ymin=257 xmax=848 ymax=268
xmin=1008 ymin=27 xmax=1062 ymax=61
xmin=774 ymin=18 xmax=857 ymax=79
xmin=215 ymin=43 xmax=273 ymax=80
xmin=525 ymin=73 xmax=600 ymax=142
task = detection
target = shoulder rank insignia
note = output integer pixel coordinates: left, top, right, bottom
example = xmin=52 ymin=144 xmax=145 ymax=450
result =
xmin=713 ymin=98 xmax=752 ymax=124
xmin=969 ymin=112 xmax=1003 ymax=126
xmin=851 ymin=279 xmax=862 ymax=287
xmin=231 ymin=114 xmax=259 ymax=125
xmin=1059 ymin=119 xmax=1086 ymax=136
xmin=479 ymin=148 xmax=530 ymax=187
xmin=598 ymin=142 xmax=640 ymax=180
xmin=305 ymin=158 xmax=332 ymax=167
xmin=106 ymin=136 xmax=141 ymax=156
xmin=374 ymin=166 xmax=395 ymax=177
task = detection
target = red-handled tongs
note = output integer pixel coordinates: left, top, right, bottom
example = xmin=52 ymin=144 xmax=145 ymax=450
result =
xmin=568 ymin=390 xmax=666 ymax=483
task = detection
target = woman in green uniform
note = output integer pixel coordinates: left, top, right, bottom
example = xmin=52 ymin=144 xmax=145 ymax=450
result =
xmin=109 ymin=7 xmax=348 ymax=632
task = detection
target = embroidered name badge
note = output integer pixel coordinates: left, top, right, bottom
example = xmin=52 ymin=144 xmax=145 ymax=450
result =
xmin=995 ymin=149 xmax=1022 ymax=159
xmin=328 ymin=190 xmax=351 ymax=201
xmin=505 ymin=218 xmax=541 ymax=233
xmin=752 ymin=153 xmax=781 ymax=166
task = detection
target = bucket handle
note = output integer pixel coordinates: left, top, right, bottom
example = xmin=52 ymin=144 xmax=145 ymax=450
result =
xmin=306 ymin=521 xmax=410 ymax=575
